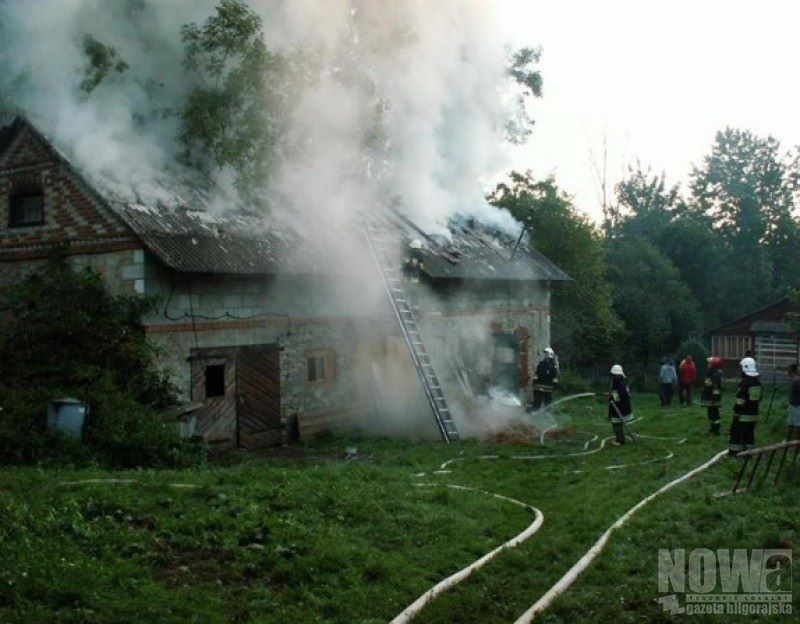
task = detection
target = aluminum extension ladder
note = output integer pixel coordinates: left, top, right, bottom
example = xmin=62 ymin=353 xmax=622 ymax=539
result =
xmin=363 ymin=216 xmax=459 ymax=442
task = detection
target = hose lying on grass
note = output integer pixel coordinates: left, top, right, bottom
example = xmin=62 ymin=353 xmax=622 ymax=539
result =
xmin=390 ymin=484 xmax=544 ymax=624
xmin=512 ymin=449 xmax=729 ymax=624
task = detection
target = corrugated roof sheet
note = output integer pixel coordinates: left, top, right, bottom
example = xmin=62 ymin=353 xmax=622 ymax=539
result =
xmin=387 ymin=211 xmax=570 ymax=282
xmin=750 ymin=321 xmax=793 ymax=335
xmin=114 ymin=202 xmax=303 ymax=275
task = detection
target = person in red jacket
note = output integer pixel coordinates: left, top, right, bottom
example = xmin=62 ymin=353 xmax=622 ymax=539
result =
xmin=678 ymin=354 xmax=697 ymax=406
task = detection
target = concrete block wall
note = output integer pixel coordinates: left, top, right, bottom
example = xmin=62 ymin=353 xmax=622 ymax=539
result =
xmin=408 ymin=279 xmax=551 ymax=392
xmin=0 ymin=248 xmax=145 ymax=298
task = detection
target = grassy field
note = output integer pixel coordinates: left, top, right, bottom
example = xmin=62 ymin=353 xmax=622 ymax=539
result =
xmin=1 ymin=392 xmax=798 ymax=623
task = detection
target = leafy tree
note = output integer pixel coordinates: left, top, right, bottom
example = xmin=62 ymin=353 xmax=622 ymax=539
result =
xmin=505 ymin=47 xmax=543 ymax=144
xmin=0 ymin=255 xmax=173 ymax=407
xmin=0 ymin=254 xmax=195 ymax=466
xmin=605 ymin=239 xmax=702 ymax=368
xmin=612 ymin=165 xmax=727 ymax=327
xmin=612 ymin=163 xmax=678 ymax=239
xmin=690 ymin=127 xmax=800 ymax=315
xmin=79 ymin=34 xmax=129 ymax=94
xmin=179 ymin=0 xmax=287 ymax=199
xmin=490 ymin=172 xmax=622 ymax=366
xmin=508 ymin=47 xmax=543 ymax=98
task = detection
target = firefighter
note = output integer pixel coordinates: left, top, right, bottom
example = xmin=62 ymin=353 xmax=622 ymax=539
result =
xmin=728 ymin=357 xmax=762 ymax=457
xmin=700 ymin=356 xmax=723 ymax=435
xmin=532 ymin=347 xmax=558 ymax=410
xmin=608 ymin=364 xmax=633 ymax=446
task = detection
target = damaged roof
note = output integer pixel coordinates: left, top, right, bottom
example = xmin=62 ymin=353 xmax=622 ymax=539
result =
xmin=113 ymin=202 xmax=305 ymax=275
xmin=1 ymin=116 xmax=570 ymax=282
xmin=387 ymin=211 xmax=570 ymax=282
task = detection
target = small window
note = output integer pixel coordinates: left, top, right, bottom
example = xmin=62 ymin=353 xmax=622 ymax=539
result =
xmin=307 ymin=350 xmax=336 ymax=383
xmin=205 ymin=364 xmax=225 ymax=398
xmin=9 ymin=187 xmax=45 ymax=228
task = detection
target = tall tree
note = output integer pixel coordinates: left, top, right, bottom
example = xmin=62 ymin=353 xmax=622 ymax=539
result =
xmin=612 ymin=163 xmax=678 ymax=239
xmin=180 ymin=0 xmax=287 ymax=200
xmin=612 ymin=165 xmax=727 ymax=327
xmin=605 ymin=239 xmax=702 ymax=367
xmin=490 ymin=172 xmax=622 ymax=366
xmin=690 ymin=127 xmax=800 ymax=315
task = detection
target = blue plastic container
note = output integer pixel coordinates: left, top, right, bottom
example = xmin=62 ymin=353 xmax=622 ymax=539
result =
xmin=46 ymin=398 xmax=86 ymax=439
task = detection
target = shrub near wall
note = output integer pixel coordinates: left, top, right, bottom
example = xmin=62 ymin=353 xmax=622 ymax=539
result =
xmin=0 ymin=253 xmax=205 ymax=467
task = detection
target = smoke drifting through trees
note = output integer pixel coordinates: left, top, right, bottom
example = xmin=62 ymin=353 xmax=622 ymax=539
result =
xmin=0 ymin=0 xmax=539 ymax=234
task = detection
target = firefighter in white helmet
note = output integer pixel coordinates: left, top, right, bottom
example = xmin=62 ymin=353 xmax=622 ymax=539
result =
xmin=532 ymin=347 xmax=559 ymax=410
xmin=608 ymin=364 xmax=633 ymax=446
xmin=728 ymin=356 xmax=762 ymax=456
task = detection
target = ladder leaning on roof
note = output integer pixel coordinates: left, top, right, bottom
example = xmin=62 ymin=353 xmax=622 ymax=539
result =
xmin=363 ymin=216 xmax=459 ymax=443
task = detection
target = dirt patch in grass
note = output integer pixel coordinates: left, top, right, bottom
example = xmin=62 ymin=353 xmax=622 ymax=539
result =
xmin=209 ymin=444 xmax=348 ymax=466
xmin=153 ymin=547 xmax=237 ymax=586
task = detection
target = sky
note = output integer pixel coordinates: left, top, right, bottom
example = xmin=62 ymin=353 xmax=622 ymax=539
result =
xmin=499 ymin=0 xmax=800 ymax=221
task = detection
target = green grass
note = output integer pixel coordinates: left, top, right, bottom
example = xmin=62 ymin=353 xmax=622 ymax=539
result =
xmin=1 ymin=393 xmax=798 ymax=623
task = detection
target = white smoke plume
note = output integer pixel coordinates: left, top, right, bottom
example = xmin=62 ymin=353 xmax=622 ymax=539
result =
xmin=0 ymin=0 xmax=532 ymax=232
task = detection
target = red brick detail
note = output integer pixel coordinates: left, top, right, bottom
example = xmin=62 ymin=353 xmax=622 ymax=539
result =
xmin=0 ymin=128 xmax=135 ymax=252
xmin=145 ymin=317 xmax=353 ymax=335
xmin=0 ymin=127 xmax=52 ymax=170
xmin=516 ymin=325 xmax=530 ymax=387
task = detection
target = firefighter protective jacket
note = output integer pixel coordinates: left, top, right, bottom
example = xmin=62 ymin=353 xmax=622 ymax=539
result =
xmin=700 ymin=369 xmax=723 ymax=407
xmin=733 ymin=375 xmax=762 ymax=422
xmin=608 ymin=375 xmax=632 ymax=422
xmin=533 ymin=358 xmax=558 ymax=393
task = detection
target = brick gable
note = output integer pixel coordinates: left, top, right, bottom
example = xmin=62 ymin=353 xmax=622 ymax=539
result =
xmin=0 ymin=122 xmax=139 ymax=259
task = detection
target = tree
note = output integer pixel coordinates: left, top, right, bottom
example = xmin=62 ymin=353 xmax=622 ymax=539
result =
xmin=0 ymin=254 xmax=174 ymax=407
xmin=612 ymin=165 xmax=727 ymax=327
xmin=79 ymin=34 xmax=129 ymax=95
xmin=179 ymin=0 xmax=287 ymax=200
xmin=612 ymin=163 xmax=678 ymax=239
xmin=0 ymin=254 xmax=190 ymax=466
xmin=490 ymin=172 xmax=622 ymax=366
xmin=690 ymin=128 xmax=800 ymax=315
xmin=505 ymin=47 xmax=543 ymax=144
xmin=605 ymin=239 xmax=702 ymax=367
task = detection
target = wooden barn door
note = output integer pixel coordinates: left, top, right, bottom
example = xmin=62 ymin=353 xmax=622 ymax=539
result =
xmin=235 ymin=345 xmax=282 ymax=449
xmin=190 ymin=348 xmax=238 ymax=445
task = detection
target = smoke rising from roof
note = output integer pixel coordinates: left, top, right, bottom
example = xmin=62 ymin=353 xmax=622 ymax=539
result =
xmin=0 ymin=0 xmax=531 ymax=233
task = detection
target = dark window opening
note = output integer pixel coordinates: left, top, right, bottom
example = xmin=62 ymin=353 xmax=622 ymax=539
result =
xmin=205 ymin=364 xmax=225 ymax=398
xmin=307 ymin=350 xmax=336 ymax=383
xmin=9 ymin=187 xmax=45 ymax=228
xmin=308 ymin=355 xmax=325 ymax=382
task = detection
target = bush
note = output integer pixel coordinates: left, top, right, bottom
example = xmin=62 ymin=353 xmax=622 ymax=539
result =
xmin=0 ymin=253 xmax=206 ymax=468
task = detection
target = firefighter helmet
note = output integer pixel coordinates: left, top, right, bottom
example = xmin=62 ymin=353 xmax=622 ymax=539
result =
xmin=707 ymin=356 xmax=722 ymax=369
xmin=740 ymin=357 xmax=758 ymax=377
xmin=610 ymin=364 xmax=625 ymax=376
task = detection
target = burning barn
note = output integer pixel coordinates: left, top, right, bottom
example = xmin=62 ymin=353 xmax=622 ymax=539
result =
xmin=0 ymin=117 xmax=569 ymax=448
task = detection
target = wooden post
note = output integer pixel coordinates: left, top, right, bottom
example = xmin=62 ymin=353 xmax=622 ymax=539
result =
xmin=746 ymin=453 xmax=763 ymax=490
xmin=760 ymin=449 xmax=777 ymax=487
xmin=732 ymin=456 xmax=750 ymax=493
xmin=773 ymin=447 xmax=790 ymax=485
